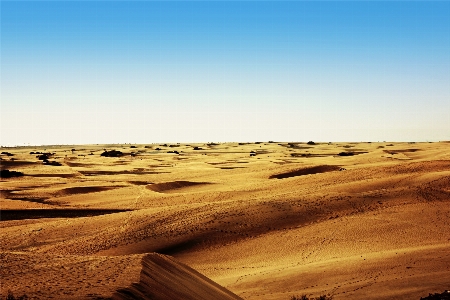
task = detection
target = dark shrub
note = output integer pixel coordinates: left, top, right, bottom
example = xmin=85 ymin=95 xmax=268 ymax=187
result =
xmin=1 ymin=169 xmax=24 ymax=178
xmin=421 ymin=290 xmax=450 ymax=300
xmin=37 ymin=153 xmax=54 ymax=160
xmin=43 ymin=160 xmax=62 ymax=166
xmin=338 ymin=152 xmax=354 ymax=156
xmin=37 ymin=154 xmax=49 ymax=160
xmin=100 ymin=150 xmax=124 ymax=157
xmin=307 ymin=141 xmax=316 ymax=145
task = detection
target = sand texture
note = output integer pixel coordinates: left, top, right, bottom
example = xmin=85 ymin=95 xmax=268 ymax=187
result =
xmin=1 ymin=141 xmax=449 ymax=299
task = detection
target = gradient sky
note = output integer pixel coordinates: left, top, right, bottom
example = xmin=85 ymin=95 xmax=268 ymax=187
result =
xmin=2 ymin=1 xmax=449 ymax=145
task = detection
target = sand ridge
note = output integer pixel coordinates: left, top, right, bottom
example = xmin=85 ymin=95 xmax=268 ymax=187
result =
xmin=112 ymin=253 xmax=243 ymax=300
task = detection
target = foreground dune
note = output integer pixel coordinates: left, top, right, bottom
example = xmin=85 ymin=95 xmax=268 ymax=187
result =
xmin=1 ymin=141 xmax=449 ymax=299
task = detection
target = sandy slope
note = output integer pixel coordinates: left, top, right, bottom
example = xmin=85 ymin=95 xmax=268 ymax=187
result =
xmin=1 ymin=141 xmax=449 ymax=299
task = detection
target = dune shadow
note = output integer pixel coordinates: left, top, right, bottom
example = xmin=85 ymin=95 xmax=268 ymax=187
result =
xmin=29 ymin=173 xmax=78 ymax=178
xmin=219 ymin=167 xmax=245 ymax=169
xmin=0 ymin=160 xmax=36 ymax=169
xmin=59 ymin=186 xmax=124 ymax=196
xmin=270 ymin=165 xmax=341 ymax=179
xmin=79 ymin=170 xmax=165 ymax=176
xmin=128 ymin=181 xmax=153 ymax=185
xmin=1 ymin=209 xmax=132 ymax=221
xmin=147 ymin=181 xmax=212 ymax=193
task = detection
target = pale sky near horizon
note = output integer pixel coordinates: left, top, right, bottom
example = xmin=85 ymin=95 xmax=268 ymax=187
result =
xmin=1 ymin=1 xmax=449 ymax=146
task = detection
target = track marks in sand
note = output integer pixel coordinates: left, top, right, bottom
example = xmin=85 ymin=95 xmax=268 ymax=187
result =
xmin=0 ymin=252 xmax=143 ymax=299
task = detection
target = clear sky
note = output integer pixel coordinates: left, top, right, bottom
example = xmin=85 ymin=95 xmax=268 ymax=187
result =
xmin=1 ymin=1 xmax=449 ymax=145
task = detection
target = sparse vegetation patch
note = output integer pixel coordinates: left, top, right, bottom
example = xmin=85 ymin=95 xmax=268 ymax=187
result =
xmin=0 ymin=169 xmax=24 ymax=178
xmin=100 ymin=150 xmax=124 ymax=157
xmin=420 ymin=290 xmax=450 ymax=300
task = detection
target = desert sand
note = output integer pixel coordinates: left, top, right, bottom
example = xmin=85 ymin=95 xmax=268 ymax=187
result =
xmin=1 ymin=141 xmax=449 ymax=299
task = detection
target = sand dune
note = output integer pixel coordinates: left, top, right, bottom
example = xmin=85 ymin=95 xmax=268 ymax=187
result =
xmin=1 ymin=142 xmax=449 ymax=299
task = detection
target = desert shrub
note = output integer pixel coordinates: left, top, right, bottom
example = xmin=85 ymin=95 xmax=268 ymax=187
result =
xmin=37 ymin=153 xmax=55 ymax=160
xmin=193 ymin=146 xmax=202 ymax=150
xmin=100 ymin=150 xmax=123 ymax=157
xmin=37 ymin=154 xmax=49 ymax=160
xmin=307 ymin=141 xmax=316 ymax=145
xmin=0 ymin=169 xmax=24 ymax=178
xmin=338 ymin=152 xmax=354 ymax=156
xmin=42 ymin=160 xmax=62 ymax=166
xmin=421 ymin=290 xmax=450 ymax=300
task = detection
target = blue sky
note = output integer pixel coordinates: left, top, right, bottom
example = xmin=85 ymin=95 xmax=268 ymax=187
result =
xmin=1 ymin=1 xmax=449 ymax=145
